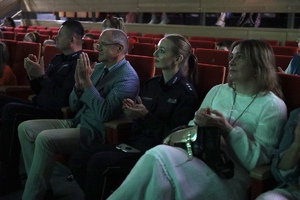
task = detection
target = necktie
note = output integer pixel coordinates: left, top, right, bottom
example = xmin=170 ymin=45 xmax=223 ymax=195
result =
xmin=101 ymin=68 xmax=109 ymax=79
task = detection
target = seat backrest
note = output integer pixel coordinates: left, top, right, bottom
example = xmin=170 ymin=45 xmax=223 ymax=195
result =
xmin=129 ymin=43 xmax=156 ymax=57
xmin=89 ymin=29 xmax=102 ymax=34
xmin=135 ymin=36 xmax=153 ymax=44
xmin=152 ymin=38 xmax=161 ymax=45
xmin=274 ymin=55 xmax=293 ymax=71
xmin=272 ymin=46 xmax=298 ymax=56
xmin=36 ymin=26 xmax=47 ymax=30
xmin=15 ymin=32 xmax=27 ymax=41
xmin=38 ymin=34 xmax=50 ymax=45
xmin=43 ymin=45 xmax=62 ymax=69
xmin=143 ymin=33 xmax=164 ymax=38
xmin=13 ymin=41 xmax=41 ymax=85
xmin=49 ymin=27 xmax=60 ymax=31
xmin=125 ymin=54 xmax=155 ymax=88
xmin=195 ymin=48 xmax=229 ymax=71
xmin=215 ymin=37 xmax=241 ymax=43
xmin=26 ymin=27 xmax=38 ymax=33
xmin=39 ymin=29 xmax=53 ymax=37
xmin=277 ymin=73 xmax=300 ymax=114
xmin=127 ymin=32 xmax=140 ymax=37
xmin=284 ymin=40 xmax=298 ymax=47
xmin=0 ymin=39 xmax=18 ymax=67
xmin=2 ymin=31 xmax=15 ymax=40
xmin=14 ymin=27 xmax=26 ymax=33
xmin=196 ymin=63 xmax=226 ymax=103
xmin=189 ymin=40 xmax=216 ymax=49
xmin=83 ymin=49 xmax=99 ymax=63
xmin=189 ymin=36 xmax=216 ymax=42
xmin=82 ymin=38 xmax=95 ymax=50
xmin=3 ymin=27 xmax=14 ymax=31
xmin=266 ymin=40 xmax=280 ymax=46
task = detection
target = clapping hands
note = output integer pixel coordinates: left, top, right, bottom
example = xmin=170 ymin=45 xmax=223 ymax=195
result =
xmin=74 ymin=52 xmax=96 ymax=90
xmin=122 ymin=96 xmax=149 ymax=120
xmin=24 ymin=54 xmax=45 ymax=80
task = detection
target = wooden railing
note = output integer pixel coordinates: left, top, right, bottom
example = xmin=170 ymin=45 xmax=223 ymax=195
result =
xmin=21 ymin=19 xmax=300 ymax=46
xmin=21 ymin=0 xmax=300 ymax=13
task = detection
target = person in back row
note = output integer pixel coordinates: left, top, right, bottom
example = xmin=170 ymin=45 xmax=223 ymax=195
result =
xmin=18 ymin=28 xmax=140 ymax=200
xmin=279 ymin=37 xmax=300 ymax=75
xmin=0 ymin=42 xmax=17 ymax=86
xmin=0 ymin=17 xmax=16 ymax=30
xmin=0 ymin=19 xmax=84 ymax=195
xmin=23 ymin=31 xmax=40 ymax=43
xmin=102 ymin=15 xmax=126 ymax=32
xmin=68 ymin=34 xmax=199 ymax=200
xmin=216 ymin=39 xmax=234 ymax=51
xmin=108 ymin=39 xmax=287 ymax=200
xmin=256 ymin=108 xmax=300 ymax=200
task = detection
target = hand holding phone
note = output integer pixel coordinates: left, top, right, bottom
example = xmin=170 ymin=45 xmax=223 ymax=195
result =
xmin=116 ymin=143 xmax=141 ymax=153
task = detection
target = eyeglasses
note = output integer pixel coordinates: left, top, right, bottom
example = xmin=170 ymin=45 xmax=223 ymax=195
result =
xmin=94 ymin=42 xmax=121 ymax=50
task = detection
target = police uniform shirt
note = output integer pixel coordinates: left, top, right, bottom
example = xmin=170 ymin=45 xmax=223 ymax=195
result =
xmin=129 ymin=70 xmax=199 ymax=152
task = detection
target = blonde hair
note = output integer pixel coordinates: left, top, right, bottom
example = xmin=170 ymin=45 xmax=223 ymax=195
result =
xmin=102 ymin=16 xmax=126 ymax=32
xmin=163 ymin=34 xmax=197 ymax=85
xmin=24 ymin=31 xmax=40 ymax=43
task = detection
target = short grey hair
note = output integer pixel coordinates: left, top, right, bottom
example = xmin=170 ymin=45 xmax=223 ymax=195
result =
xmin=103 ymin=28 xmax=129 ymax=54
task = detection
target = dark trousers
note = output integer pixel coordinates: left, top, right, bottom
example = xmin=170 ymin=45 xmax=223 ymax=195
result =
xmin=0 ymin=95 xmax=61 ymax=179
xmin=68 ymin=144 xmax=142 ymax=200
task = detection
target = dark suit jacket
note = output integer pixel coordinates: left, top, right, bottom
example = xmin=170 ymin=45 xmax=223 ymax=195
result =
xmin=69 ymin=58 xmax=140 ymax=148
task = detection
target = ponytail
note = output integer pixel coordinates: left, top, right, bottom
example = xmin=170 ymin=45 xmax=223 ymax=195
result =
xmin=187 ymin=54 xmax=198 ymax=86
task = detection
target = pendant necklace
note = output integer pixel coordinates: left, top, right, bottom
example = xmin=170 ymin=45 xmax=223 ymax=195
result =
xmin=228 ymin=91 xmax=258 ymax=126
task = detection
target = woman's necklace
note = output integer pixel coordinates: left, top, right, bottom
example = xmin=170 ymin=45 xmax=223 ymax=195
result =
xmin=228 ymin=91 xmax=258 ymax=126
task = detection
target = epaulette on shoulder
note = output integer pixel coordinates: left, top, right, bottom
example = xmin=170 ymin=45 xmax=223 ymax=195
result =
xmin=181 ymin=79 xmax=196 ymax=94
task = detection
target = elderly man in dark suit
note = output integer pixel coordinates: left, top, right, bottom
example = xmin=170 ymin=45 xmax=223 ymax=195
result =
xmin=18 ymin=28 xmax=140 ymax=200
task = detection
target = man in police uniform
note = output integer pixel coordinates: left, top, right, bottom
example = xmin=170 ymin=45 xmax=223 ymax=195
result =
xmin=0 ymin=19 xmax=84 ymax=195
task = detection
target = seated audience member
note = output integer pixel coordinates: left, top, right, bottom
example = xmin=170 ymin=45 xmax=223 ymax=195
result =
xmin=40 ymin=39 xmax=56 ymax=65
xmin=83 ymin=33 xmax=95 ymax=40
xmin=0 ymin=17 xmax=16 ymax=30
xmin=216 ymin=39 xmax=233 ymax=51
xmin=101 ymin=15 xmax=137 ymax=53
xmin=256 ymin=108 xmax=300 ymax=200
xmin=102 ymin=15 xmax=126 ymax=32
xmin=281 ymin=38 xmax=300 ymax=75
xmin=23 ymin=31 xmax=40 ymax=43
xmin=18 ymin=28 xmax=140 ymax=200
xmin=68 ymin=34 xmax=199 ymax=200
xmin=0 ymin=42 xmax=17 ymax=85
xmin=108 ymin=39 xmax=287 ymax=200
xmin=0 ymin=19 xmax=84 ymax=195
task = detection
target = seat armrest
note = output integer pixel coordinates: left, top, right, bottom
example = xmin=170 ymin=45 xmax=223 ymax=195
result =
xmin=61 ymin=107 xmax=77 ymax=119
xmin=0 ymin=85 xmax=33 ymax=101
xmin=105 ymin=117 xmax=133 ymax=145
xmin=104 ymin=117 xmax=133 ymax=129
xmin=250 ymin=164 xmax=272 ymax=180
xmin=249 ymin=164 xmax=276 ymax=200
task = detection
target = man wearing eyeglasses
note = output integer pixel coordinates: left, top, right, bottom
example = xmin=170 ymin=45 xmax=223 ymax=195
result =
xmin=18 ymin=28 xmax=140 ymax=200
xmin=0 ymin=19 xmax=84 ymax=195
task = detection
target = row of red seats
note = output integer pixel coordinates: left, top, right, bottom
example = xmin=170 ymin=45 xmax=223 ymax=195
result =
xmin=4 ymin=25 xmax=298 ymax=47
xmin=127 ymin=43 xmax=294 ymax=71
